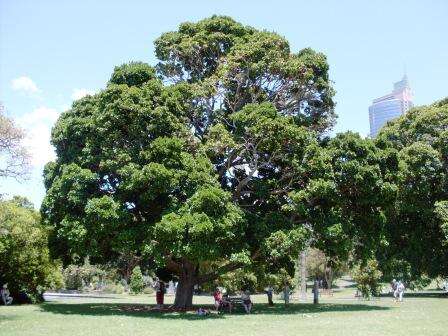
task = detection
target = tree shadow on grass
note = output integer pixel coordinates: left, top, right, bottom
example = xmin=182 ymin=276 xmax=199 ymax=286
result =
xmin=38 ymin=302 xmax=391 ymax=320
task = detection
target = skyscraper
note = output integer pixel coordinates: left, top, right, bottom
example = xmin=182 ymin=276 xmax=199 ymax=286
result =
xmin=368 ymin=75 xmax=413 ymax=137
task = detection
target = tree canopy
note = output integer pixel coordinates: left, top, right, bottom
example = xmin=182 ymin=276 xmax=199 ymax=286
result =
xmin=42 ymin=15 xmax=446 ymax=307
xmin=375 ymin=98 xmax=448 ymax=283
xmin=42 ymin=16 xmax=340 ymax=307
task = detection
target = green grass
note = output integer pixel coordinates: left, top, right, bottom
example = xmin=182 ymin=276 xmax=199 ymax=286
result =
xmin=0 ymin=292 xmax=447 ymax=336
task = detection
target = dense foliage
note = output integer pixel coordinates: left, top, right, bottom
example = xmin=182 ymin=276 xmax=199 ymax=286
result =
xmin=42 ymin=16 xmax=338 ymax=308
xmin=41 ymin=14 xmax=447 ymax=307
xmin=0 ymin=198 xmax=63 ymax=302
xmin=376 ymin=98 xmax=448 ymax=282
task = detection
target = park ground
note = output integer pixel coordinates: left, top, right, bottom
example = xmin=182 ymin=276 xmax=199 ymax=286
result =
xmin=0 ymin=286 xmax=447 ymax=336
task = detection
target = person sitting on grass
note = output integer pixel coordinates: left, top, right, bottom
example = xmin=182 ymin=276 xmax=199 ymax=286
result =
xmin=241 ymin=290 xmax=252 ymax=314
xmin=1 ymin=284 xmax=13 ymax=305
xmin=196 ymin=307 xmax=210 ymax=316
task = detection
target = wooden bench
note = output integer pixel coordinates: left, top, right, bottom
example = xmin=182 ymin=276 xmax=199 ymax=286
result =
xmin=226 ymin=296 xmax=243 ymax=305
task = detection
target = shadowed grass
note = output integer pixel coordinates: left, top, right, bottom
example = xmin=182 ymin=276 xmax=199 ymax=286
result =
xmin=38 ymin=301 xmax=390 ymax=320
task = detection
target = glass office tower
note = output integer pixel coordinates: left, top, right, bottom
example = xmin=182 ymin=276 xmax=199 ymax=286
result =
xmin=369 ymin=75 xmax=413 ymax=137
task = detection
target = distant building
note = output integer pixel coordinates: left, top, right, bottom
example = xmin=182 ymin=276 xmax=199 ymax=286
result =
xmin=369 ymin=75 xmax=413 ymax=137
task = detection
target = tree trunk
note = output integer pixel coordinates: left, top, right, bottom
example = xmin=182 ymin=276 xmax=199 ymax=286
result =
xmin=173 ymin=262 xmax=197 ymax=309
xmin=327 ymin=266 xmax=333 ymax=295
xmin=299 ymin=249 xmax=307 ymax=301
xmin=313 ymin=279 xmax=319 ymax=304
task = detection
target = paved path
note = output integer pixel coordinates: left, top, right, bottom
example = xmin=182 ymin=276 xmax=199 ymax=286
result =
xmin=43 ymin=292 xmax=119 ymax=301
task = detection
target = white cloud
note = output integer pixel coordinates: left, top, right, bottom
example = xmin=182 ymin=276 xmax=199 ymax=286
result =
xmin=19 ymin=106 xmax=59 ymax=126
xmin=11 ymin=76 xmax=39 ymax=94
xmin=23 ymin=123 xmax=56 ymax=166
xmin=71 ymin=88 xmax=93 ymax=100
xmin=18 ymin=106 xmax=60 ymax=167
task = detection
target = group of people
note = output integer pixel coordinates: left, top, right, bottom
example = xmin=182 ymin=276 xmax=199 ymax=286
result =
xmin=213 ymin=288 xmax=253 ymax=314
xmin=391 ymin=279 xmax=405 ymax=302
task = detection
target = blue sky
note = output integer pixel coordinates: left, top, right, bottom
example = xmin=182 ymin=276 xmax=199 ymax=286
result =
xmin=1 ymin=0 xmax=447 ymax=208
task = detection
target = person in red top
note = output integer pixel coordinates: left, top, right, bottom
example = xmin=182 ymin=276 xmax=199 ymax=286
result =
xmin=154 ymin=278 xmax=165 ymax=308
xmin=213 ymin=288 xmax=222 ymax=311
xmin=213 ymin=288 xmax=233 ymax=313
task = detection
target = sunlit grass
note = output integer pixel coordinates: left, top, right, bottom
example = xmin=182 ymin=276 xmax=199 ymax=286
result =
xmin=1 ymin=292 xmax=447 ymax=336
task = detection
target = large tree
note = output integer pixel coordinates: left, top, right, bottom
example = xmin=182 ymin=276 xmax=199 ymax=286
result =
xmin=42 ymin=16 xmax=337 ymax=308
xmin=375 ymin=98 xmax=448 ymax=282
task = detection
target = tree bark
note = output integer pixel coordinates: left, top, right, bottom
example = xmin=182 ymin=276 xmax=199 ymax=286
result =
xmin=170 ymin=258 xmax=247 ymax=309
xmin=173 ymin=261 xmax=197 ymax=309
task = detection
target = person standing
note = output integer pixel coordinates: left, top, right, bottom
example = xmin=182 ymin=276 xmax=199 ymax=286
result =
xmin=213 ymin=288 xmax=223 ymax=311
xmin=396 ymin=281 xmax=405 ymax=302
xmin=391 ymin=279 xmax=398 ymax=300
xmin=154 ymin=278 xmax=165 ymax=308
xmin=283 ymin=284 xmax=290 ymax=305
xmin=265 ymin=285 xmax=274 ymax=306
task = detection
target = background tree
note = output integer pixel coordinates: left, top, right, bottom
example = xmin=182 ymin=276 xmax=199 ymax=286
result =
xmin=129 ymin=266 xmax=145 ymax=294
xmin=285 ymin=132 xmax=396 ymax=281
xmin=375 ymin=98 xmax=448 ymax=283
xmin=0 ymin=198 xmax=63 ymax=302
xmin=304 ymin=248 xmax=345 ymax=290
xmin=43 ymin=16 xmax=337 ymax=308
xmin=352 ymin=259 xmax=383 ymax=298
xmin=0 ymin=103 xmax=31 ymax=182
xmin=62 ymin=259 xmax=108 ymax=290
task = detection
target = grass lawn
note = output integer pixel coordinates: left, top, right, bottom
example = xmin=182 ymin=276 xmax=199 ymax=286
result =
xmin=0 ymin=292 xmax=447 ymax=336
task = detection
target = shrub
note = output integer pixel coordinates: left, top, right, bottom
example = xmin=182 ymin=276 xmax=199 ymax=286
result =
xmin=0 ymin=199 xmax=64 ymax=303
xmin=353 ymin=259 xmax=383 ymax=298
xmin=142 ymin=274 xmax=154 ymax=287
xmin=63 ymin=259 xmax=107 ymax=291
xmin=143 ymin=286 xmax=154 ymax=294
xmin=130 ymin=266 xmax=144 ymax=294
xmin=103 ymin=283 xmax=125 ymax=294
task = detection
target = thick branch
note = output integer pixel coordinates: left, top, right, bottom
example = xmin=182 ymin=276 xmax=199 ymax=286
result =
xmin=196 ymin=262 xmax=244 ymax=284
xmin=165 ymin=255 xmax=183 ymax=274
